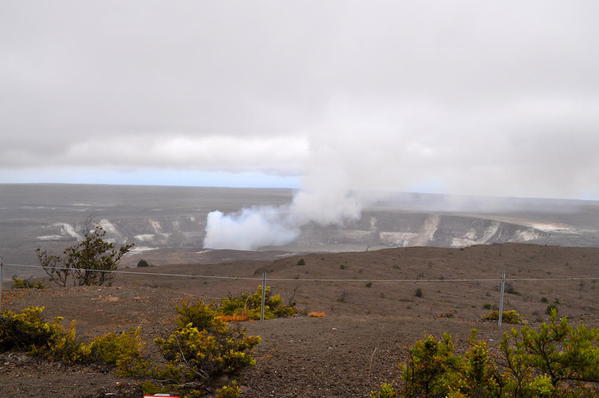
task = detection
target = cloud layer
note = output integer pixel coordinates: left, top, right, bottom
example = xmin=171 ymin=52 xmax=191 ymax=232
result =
xmin=2 ymin=1 xmax=599 ymax=199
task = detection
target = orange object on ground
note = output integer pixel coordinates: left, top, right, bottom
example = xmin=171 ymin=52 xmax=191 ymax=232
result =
xmin=308 ymin=312 xmax=326 ymax=318
xmin=217 ymin=313 xmax=250 ymax=322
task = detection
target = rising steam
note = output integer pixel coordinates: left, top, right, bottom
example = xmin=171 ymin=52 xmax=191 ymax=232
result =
xmin=203 ymin=207 xmax=299 ymax=250
xmin=202 ymin=189 xmax=363 ymax=250
xmin=203 ymin=106 xmax=407 ymax=250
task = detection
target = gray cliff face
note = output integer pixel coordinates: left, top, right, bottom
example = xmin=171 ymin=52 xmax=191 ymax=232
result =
xmin=1 ymin=184 xmax=598 ymax=265
xmin=272 ymin=212 xmax=548 ymax=252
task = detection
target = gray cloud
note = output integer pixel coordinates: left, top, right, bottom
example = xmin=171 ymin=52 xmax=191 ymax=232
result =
xmin=1 ymin=1 xmax=599 ymax=198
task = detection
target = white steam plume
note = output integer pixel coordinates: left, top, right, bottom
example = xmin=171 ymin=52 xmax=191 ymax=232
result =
xmin=202 ymin=102 xmax=405 ymax=250
xmin=203 ymin=160 xmax=369 ymax=250
xmin=203 ymin=208 xmax=300 ymax=250
xmin=202 ymin=183 xmax=364 ymax=250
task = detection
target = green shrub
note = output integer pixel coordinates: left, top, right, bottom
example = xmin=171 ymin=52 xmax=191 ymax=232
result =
xmin=482 ymin=309 xmax=522 ymax=324
xmin=399 ymin=333 xmax=461 ymax=397
xmin=372 ymin=315 xmax=599 ymax=398
xmin=215 ymin=381 xmax=241 ymax=398
xmin=36 ymin=225 xmax=133 ymax=287
xmin=11 ymin=276 xmax=46 ymax=289
xmin=370 ymin=382 xmax=397 ymax=398
xmin=296 ymin=258 xmax=305 ymax=266
xmin=365 ymin=282 xmax=373 ymax=288
xmin=176 ymin=300 xmax=221 ymax=331
xmin=500 ymin=313 xmax=599 ymax=395
xmin=139 ymin=381 xmax=169 ymax=396
xmin=84 ymin=328 xmax=144 ymax=366
xmin=0 ymin=305 xmax=257 ymax=398
xmin=505 ymin=283 xmax=521 ymax=295
xmin=415 ymin=288 xmax=423 ymax=298
xmin=0 ymin=306 xmax=80 ymax=361
xmin=0 ymin=306 xmax=141 ymax=366
xmin=148 ymin=301 xmax=260 ymax=397
xmin=136 ymin=259 xmax=150 ymax=267
xmin=217 ymin=286 xmax=297 ymax=320
xmin=482 ymin=303 xmax=493 ymax=310
xmin=153 ymin=325 xmax=258 ymax=393
xmin=545 ymin=303 xmax=559 ymax=315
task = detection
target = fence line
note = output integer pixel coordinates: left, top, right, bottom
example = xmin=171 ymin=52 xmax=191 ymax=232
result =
xmin=3 ymin=262 xmax=598 ymax=283
xmin=2 ymin=261 xmax=598 ymax=327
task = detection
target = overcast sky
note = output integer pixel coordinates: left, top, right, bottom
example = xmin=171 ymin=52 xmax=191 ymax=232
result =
xmin=1 ymin=1 xmax=598 ymax=199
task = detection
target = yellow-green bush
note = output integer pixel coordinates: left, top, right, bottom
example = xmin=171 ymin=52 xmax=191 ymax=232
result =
xmin=217 ymin=285 xmax=297 ymax=320
xmin=0 ymin=306 xmax=79 ymax=360
xmin=117 ymin=300 xmax=261 ymax=397
xmin=1 ymin=304 xmax=260 ymax=398
xmin=0 ymin=306 xmax=143 ymax=366
xmin=370 ymin=382 xmax=397 ymax=398
xmin=83 ymin=328 xmax=144 ymax=366
xmin=482 ymin=309 xmax=522 ymax=324
xmin=155 ymin=324 xmax=259 ymax=376
xmin=176 ymin=300 xmax=221 ymax=330
xmin=372 ymin=314 xmax=599 ymax=398
xmin=501 ymin=313 xmax=599 ymax=395
xmin=215 ymin=381 xmax=241 ymax=398
xmin=11 ymin=276 xmax=46 ymax=289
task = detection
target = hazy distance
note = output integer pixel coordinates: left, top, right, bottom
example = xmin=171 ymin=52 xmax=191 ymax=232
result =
xmin=2 ymin=184 xmax=599 ymax=267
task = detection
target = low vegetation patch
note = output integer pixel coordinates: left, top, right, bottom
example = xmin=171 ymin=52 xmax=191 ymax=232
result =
xmin=504 ymin=282 xmax=521 ymax=295
xmin=121 ymin=300 xmax=260 ymax=397
xmin=1 ymin=302 xmax=261 ymax=397
xmin=482 ymin=309 xmax=523 ymax=324
xmin=371 ymin=313 xmax=599 ymax=397
xmin=136 ymin=259 xmax=150 ymax=267
xmin=149 ymin=303 xmax=259 ymax=396
xmin=11 ymin=276 xmax=45 ymax=289
xmin=0 ymin=306 xmax=143 ymax=365
xmin=545 ymin=303 xmax=559 ymax=315
xmin=216 ymin=285 xmax=297 ymax=320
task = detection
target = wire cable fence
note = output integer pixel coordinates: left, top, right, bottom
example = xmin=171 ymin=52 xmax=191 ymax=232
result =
xmin=1 ymin=261 xmax=597 ymax=327
xmin=2 ymin=262 xmax=598 ymax=283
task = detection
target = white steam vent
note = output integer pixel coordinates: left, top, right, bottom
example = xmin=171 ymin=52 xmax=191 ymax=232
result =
xmin=204 ymin=121 xmax=405 ymax=250
xmin=203 ymin=208 xmax=299 ymax=250
xmin=203 ymin=183 xmax=363 ymax=250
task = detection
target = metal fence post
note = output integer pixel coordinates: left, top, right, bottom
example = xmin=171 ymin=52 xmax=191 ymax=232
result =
xmin=260 ymin=272 xmax=267 ymax=321
xmin=498 ymin=272 xmax=506 ymax=327
xmin=0 ymin=257 xmax=4 ymax=307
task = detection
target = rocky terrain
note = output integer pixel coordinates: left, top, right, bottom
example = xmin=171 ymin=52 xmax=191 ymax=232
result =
xmin=2 ymin=184 xmax=599 ymax=267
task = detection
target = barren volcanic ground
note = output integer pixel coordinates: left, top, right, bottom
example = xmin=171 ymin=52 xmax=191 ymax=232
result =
xmin=4 ymin=184 xmax=599 ymax=268
xmin=1 ymin=244 xmax=598 ymax=397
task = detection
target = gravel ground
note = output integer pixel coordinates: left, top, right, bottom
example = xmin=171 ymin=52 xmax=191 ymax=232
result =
xmin=1 ymin=244 xmax=597 ymax=397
